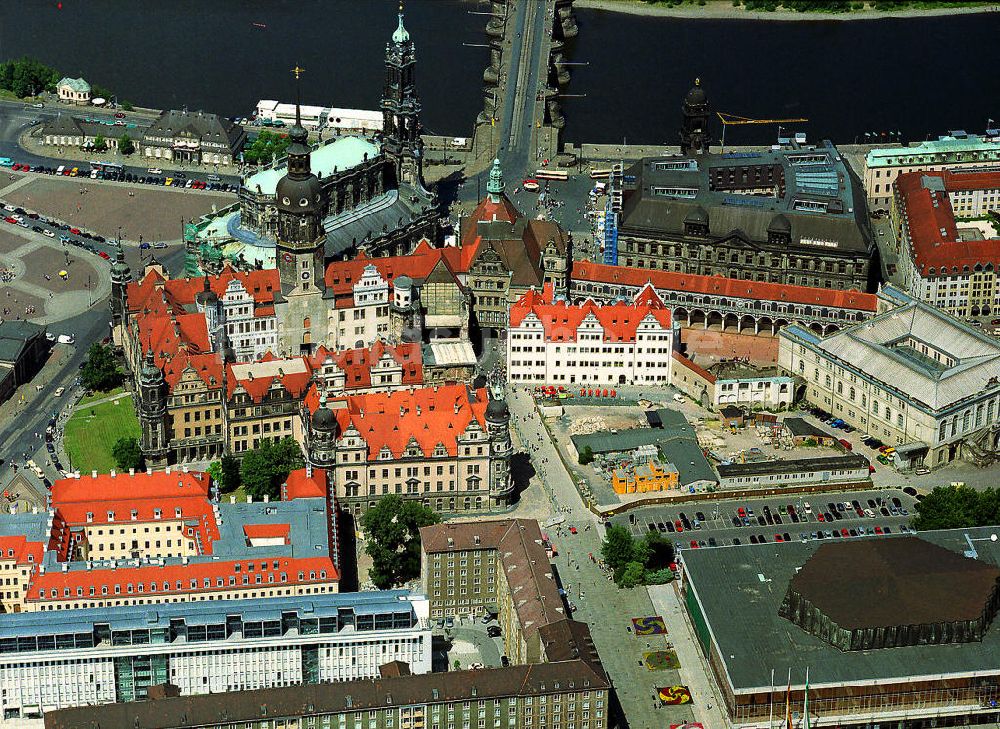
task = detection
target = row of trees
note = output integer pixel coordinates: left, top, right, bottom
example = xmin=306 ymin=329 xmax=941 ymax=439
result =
xmin=243 ymin=130 xmax=291 ymax=165
xmin=0 ymin=57 xmax=60 ymax=98
xmin=912 ymin=484 xmax=1000 ymax=531
xmin=601 ymin=524 xmax=675 ymax=588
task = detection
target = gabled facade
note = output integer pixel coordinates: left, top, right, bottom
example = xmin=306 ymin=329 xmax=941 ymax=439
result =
xmin=507 ymin=284 xmax=676 ymax=386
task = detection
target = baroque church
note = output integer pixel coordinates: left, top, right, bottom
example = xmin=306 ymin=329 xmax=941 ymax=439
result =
xmin=224 ymin=8 xmax=439 ymax=265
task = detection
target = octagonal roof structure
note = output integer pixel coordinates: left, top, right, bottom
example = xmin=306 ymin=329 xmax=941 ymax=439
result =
xmin=779 ymin=536 xmax=1000 ymax=651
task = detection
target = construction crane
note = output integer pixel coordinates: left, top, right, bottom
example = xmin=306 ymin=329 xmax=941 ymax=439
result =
xmin=716 ymin=111 xmax=809 ymax=152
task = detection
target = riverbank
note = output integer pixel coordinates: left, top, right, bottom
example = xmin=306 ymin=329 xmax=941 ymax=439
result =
xmin=573 ymin=0 xmax=1000 ymax=21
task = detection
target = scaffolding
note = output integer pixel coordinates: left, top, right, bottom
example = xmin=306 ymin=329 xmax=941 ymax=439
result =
xmin=601 ymin=162 xmax=624 ymax=265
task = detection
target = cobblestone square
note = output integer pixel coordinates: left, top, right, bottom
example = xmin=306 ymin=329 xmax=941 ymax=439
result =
xmin=2 ymin=177 xmax=234 ymax=242
xmin=19 ymin=247 xmax=99 ymax=294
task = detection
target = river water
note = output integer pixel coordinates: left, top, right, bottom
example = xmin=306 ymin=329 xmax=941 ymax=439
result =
xmin=2 ymin=1 xmax=998 ymax=145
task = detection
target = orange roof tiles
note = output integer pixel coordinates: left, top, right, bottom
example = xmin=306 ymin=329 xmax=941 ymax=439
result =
xmin=306 ymin=384 xmax=489 ymax=459
xmin=671 ymin=350 xmax=717 ymax=384
xmin=226 ymin=354 xmax=314 ymax=403
xmin=26 ymin=556 xmax=337 ymax=603
xmin=305 ymin=341 xmax=423 ymax=394
xmin=0 ymin=535 xmax=45 ymax=566
xmin=243 ymin=524 xmax=290 ymax=542
xmin=50 ymin=471 xmax=221 ymax=555
xmin=509 ymin=282 xmax=672 ymax=342
xmin=282 ymin=468 xmax=328 ymax=500
xmin=323 ymin=242 xmax=460 ymax=305
xmin=572 ymin=261 xmax=878 ymax=312
xmin=896 ymin=170 xmax=1000 ymax=276
xmin=126 ymin=266 xmax=279 ymax=315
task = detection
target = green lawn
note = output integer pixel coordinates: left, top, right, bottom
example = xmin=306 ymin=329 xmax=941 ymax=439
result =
xmin=64 ymin=398 xmax=141 ymax=474
xmin=78 ymin=386 xmax=128 ymax=407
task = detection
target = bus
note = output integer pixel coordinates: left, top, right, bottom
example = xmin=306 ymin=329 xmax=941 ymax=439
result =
xmin=535 ymin=169 xmax=568 ymax=181
xmin=91 ymin=161 xmax=123 ymax=173
xmin=0 ymin=157 xmax=13 ymax=167
xmin=589 ymin=168 xmax=612 ymax=180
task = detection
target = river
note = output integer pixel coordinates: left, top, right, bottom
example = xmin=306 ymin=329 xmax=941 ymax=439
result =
xmin=561 ymin=8 xmax=1000 ymax=145
xmin=2 ymin=1 xmax=999 ymax=146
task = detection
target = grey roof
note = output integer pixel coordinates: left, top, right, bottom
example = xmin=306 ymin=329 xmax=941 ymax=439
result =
xmin=572 ymin=415 xmax=716 ymax=488
xmin=785 ymin=299 xmax=1000 ymax=411
xmin=681 ymin=527 xmax=1000 ymax=693
xmin=44 ymin=659 xmax=609 ymax=729
xmin=0 ymin=320 xmax=44 ymax=364
xmin=782 ymin=417 xmax=830 ymax=439
xmin=717 ymin=454 xmax=869 ymax=478
xmin=42 ymin=114 xmax=132 ymax=139
xmin=143 ymin=109 xmax=245 ymax=152
xmin=322 ymin=184 xmax=435 ymax=257
xmin=0 ymin=590 xmax=419 ymax=641
xmin=620 ymin=141 xmax=871 ymax=256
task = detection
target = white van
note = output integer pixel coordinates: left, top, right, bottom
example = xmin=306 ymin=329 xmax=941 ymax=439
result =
xmin=57 ymin=334 xmax=75 ymax=345
xmin=56 ymin=166 xmax=65 ymax=175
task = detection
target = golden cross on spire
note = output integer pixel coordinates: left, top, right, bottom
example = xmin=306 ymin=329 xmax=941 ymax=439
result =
xmin=292 ymin=65 xmax=306 ymax=80
xmin=399 ymin=1 xmax=404 ymax=12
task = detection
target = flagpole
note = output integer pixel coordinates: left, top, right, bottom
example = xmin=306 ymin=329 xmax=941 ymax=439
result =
xmin=785 ymin=668 xmax=792 ymax=729
xmin=768 ymin=668 xmax=775 ymax=729
xmin=804 ymin=666 xmax=811 ymax=729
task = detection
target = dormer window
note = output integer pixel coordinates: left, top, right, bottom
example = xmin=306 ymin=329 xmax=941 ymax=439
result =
xmin=154 ymin=508 xmax=162 ymax=519
xmin=86 ymin=512 xmax=94 ymax=524
xmin=174 ymin=507 xmax=182 ymax=518
xmin=106 ymin=511 xmax=115 ymax=523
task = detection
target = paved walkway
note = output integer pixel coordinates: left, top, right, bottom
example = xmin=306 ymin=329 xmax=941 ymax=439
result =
xmin=507 ymin=384 xmax=700 ymax=729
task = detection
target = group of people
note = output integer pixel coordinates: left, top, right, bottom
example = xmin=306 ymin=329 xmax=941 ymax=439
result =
xmin=0 ymin=266 xmax=13 ymax=283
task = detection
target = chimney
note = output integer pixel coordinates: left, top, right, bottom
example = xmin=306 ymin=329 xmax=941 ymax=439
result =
xmin=166 ymin=467 xmax=171 ymax=475
xmin=400 ymin=406 xmax=405 ymax=417
xmin=182 ymin=465 xmax=189 ymax=473
xmin=129 ymin=468 xmax=135 ymax=476
xmin=146 ymin=468 xmax=152 ymax=475
xmin=110 ymin=469 xmax=116 ymax=478
xmin=91 ymin=470 xmax=97 ymax=479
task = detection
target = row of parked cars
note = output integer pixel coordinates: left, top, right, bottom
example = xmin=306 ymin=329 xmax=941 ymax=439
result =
xmin=8 ymin=161 xmax=238 ymax=193
xmin=683 ymin=522 xmax=916 ymax=549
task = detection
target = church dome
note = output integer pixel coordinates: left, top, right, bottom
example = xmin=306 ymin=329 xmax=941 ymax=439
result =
xmin=486 ymin=395 xmax=509 ymax=422
xmin=275 ymin=170 xmax=322 ymax=214
xmin=311 ymin=391 xmax=337 ymax=432
xmin=685 ymin=78 xmax=707 ymax=106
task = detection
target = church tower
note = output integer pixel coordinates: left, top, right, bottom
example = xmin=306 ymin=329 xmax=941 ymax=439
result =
xmin=109 ymin=241 xmax=131 ymax=346
xmin=485 ymin=387 xmax=514 ymax=509
xmin=487 ymin=157 xmax=504 ymax=203
xmin=680 ymin=78 xmax=710 ymax=155
xmin=382 ymin=4 xmax=424 ymax=188
xmin=308 ymin=389 xmax=337 ymax=469
xmin=275 ymin=66 xmax=328 ymax=355
xmin=138 ymin=347 xmax=170 ymax=468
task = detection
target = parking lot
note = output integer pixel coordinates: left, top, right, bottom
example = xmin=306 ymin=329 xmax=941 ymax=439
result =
xmin=612 ymin=487 xmax=920 ymax=552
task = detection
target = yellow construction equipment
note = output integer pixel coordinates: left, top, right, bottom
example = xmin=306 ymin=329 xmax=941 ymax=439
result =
xmin=716 ymin=111 xmax=809 ymax=151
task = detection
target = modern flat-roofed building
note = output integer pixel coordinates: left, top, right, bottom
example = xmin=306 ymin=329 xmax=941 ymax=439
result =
xmin=680 ymin=529 xmax=1000 ymax=729
xmin=0 ymin=591 xmax=430 ymax=719
xmin=779 ymin=295 xmax=1000 ymax=469
xmin=43 ymin=656 xmax=610 ymax=729
xmin=864 ymin=131 xmax=1000 ymax=208
xmin=716 ymin=454 xmax=871 ymax=490
xmin=616 ymin=140 xmax=874 ymax=291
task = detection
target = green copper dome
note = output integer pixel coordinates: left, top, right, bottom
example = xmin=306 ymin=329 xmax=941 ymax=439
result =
xmin=392 ymin=11 xmax=410 ymax=44
xmin=487 ymin=157 xmax=504 ymax=201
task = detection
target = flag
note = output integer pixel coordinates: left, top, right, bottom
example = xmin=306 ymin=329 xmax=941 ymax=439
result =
xmin=785 ymin=670 xmax=792 ymax=729
xmin=804 ymin=667 xmax=811 ymax=729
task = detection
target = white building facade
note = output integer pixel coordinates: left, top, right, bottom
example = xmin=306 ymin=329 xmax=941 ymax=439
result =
xmin=507 ymin=285 xmax=676 ymax=386
xmin=0 ymin=592 xmax=430 ymax=719
xmin=778 ymin=298 xmax=1000 ymax=470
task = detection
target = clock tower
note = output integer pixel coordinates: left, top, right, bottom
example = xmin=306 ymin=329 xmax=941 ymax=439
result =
xmin=275 ymin=66 xmax=328 ymax=355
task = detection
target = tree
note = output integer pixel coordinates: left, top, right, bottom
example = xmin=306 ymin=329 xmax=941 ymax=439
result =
xmin=242 ymin=130 xmax=291 ymax=165
xmin=80 ymin=343 xmax=122 ymax=392
xmin=619 ymin=561 xmax=646 ymax=589
xmin=239 ymin=437 xmax=305 ymax=499
xmin=601 ymin=524 xmax=635 ymax=575
xmin=119 ymin=133 xmax=135 ymax=155
xmin=0 ymin=57 xmax=60 ymax=98
xmin=92 ymin=135 xmax=108 ymax=152
xmin=121 ymin=100 xmax=134 ymax=112
xmin=913 ymin=484 xmax=991 ymax=531
xmin=361 ymin=494 xmax=441 ymax=589
xmin=578 ymin=445 xmax=594 ymax=465
xmin=207 ymin=454 xmax=241 ymax=492
xmin=112 ymin=437 xmax=143 ymax=471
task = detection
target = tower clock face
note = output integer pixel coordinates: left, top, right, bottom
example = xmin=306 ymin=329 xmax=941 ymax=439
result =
xmin=282 ymin=252 xmax=294 ymax=263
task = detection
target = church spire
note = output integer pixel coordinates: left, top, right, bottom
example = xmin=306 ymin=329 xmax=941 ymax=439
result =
xmin=487 ymin=158 xmax=504 ymax=203
xmin=393 ymin=1 xmax=410 ymax=45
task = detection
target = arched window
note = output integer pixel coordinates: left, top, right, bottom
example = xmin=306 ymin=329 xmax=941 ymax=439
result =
xmin=303 ymin=317 xmax=311 ymax=329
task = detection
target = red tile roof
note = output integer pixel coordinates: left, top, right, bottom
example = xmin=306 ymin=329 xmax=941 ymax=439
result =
xmin=0 ymin=535 xmax=45 ymax=566
xmin=323 ymin=242 xmax=462 ymax=307
xmin=243 ymin=524 xmax=290 ymax=542
xmin=305 ymin=384 xmax=489 ymax=459
xmin=50 ymin=471 xmax=221 ymax=555
xmin=282 ymin=468 xmax=328 ymax=500
xmin=896 ymin=170 xmax=1000 ymax=276
xmin=305 ymin=341 xmax=423 ymax=393
xmin=225 ymin=353 xmax=314 ymax=402
xmin=126 ymin=266 xmax=279 ymax=315
xmin=572 ymin=261 xmax=877 ymax=312
xmin=671 ymin=350 xmax=717 ymax=384
xmin=25 ymin=555 xmax=337 ymax=603
xmin=460 ymin=190 xmax=523 ymax=251
xmin=509 ymin=282 xmax=672 ymax=342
